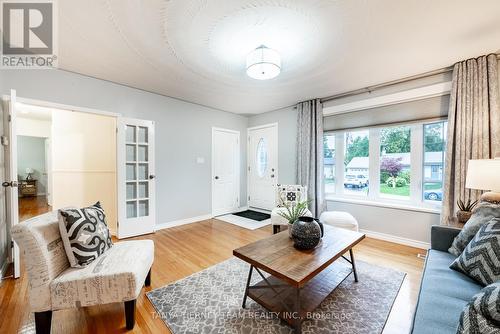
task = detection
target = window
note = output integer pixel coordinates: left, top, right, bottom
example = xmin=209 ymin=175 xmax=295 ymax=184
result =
xmin=380 ymin=126 xmax=411 ymax=199
xmin=344 ymin=130 xmax=369 ymax=196
xmin=324 ymin=120 xmax=448 ymax=210
xmin=423 ymin=121 xmax=447 ymax=202
xmin=323 ymin=134 xmax=336 ymax=193
xmin=256 ymin=138 xmax=268 ymax=177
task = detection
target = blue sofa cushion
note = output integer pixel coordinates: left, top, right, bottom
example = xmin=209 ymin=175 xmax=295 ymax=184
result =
xmin=412 ymin=249 xmax=482 ymax=334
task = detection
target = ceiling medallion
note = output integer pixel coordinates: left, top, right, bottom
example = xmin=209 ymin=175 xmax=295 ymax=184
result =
xmin=246 ymin=45 xmax=281 ymax=80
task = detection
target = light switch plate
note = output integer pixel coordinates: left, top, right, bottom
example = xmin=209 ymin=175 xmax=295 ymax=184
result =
xmin=196 ymin=157 xmax=205 ymax=164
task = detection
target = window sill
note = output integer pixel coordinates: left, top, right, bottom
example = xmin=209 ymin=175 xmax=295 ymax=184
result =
xmin=325 ymin=196 xmax=441 ymax=214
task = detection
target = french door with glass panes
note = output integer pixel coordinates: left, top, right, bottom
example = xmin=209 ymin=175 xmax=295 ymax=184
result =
xmin=117 ymin=118 xmax=156 ymax=238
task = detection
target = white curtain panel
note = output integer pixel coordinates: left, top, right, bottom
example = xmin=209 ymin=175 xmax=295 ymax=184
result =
xmin=442 ymin=54 xmax=500 ymax=225
xmin=296 ymin=99 xmax=325 ymax=217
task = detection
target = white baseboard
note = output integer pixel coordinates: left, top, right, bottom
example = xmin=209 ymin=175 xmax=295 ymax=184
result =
xmin=235 ymin=206 xmax=248 ymax=212
xmin=360 ymin=229 xmax=430 ymax=250
xmin=155 ymin=214 xmax=213 ymax=231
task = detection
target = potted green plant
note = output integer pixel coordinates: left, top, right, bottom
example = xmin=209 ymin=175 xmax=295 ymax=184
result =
xmin=456 ymin=199 xmax=478 ymax=224
xmin=277 ymin=199 xmax=310 ymax=238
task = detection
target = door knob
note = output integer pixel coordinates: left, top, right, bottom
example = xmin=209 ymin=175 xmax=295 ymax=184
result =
xmin=270 ymin=174 xmax=275 ymax=178
xmin=148 ymin=175 xmax=156 ymax=180
xmin=215 ymin=176 xmax=219 ymax=180
xmin=2 ymin=181 xmax=18 ymax=187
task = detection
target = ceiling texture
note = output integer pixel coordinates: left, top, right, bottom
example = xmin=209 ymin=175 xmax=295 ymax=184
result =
xmin=58 ymin=0 xmax=500 ymax=114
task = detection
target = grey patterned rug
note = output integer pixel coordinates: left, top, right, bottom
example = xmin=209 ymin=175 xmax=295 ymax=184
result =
xmin=147 ymin=257 xmax=405 ymax=334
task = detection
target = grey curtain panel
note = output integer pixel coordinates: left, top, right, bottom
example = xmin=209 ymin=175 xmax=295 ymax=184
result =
xmin=296 ymin=99 xmax=325 ymax=217
xmin=441 ymin=54 xmax=500 ymax=225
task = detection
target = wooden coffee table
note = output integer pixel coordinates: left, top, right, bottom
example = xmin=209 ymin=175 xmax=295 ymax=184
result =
xmin=233 ymin=225 xmax=365 ymax=333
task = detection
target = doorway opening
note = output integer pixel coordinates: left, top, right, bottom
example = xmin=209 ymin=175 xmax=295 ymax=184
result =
xmin=16 ymin=104 xmax=52 ymax=221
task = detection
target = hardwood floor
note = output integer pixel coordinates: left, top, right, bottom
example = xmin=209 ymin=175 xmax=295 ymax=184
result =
xmin=18 ymin=196 xmax=52 ymax=222
xmin=0 ymin=219 xmax=425 ymax=334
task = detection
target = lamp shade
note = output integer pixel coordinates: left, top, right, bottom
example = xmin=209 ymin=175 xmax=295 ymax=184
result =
xmin=465 ymin=159 xmax=500 ymax=192
xmin=246 ymin=45 xmax=281 ymax=80
xmin=25 ymin=167 xmax=34 ymax=174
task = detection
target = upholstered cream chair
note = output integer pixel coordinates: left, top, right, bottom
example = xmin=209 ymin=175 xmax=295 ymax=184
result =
xmin=270 ymin=184 xmax=313 ymax=234
xmin=11 ymin=211 xmax=154 ymax=334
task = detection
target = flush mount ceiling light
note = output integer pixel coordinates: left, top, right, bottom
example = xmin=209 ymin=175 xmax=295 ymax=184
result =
xmin=246 ymin=45 xmax=281 ymax=80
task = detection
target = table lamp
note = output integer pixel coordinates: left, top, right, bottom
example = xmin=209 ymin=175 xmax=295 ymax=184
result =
xmin=465 ymin=159 xmax=500 ymax=203
xmin=25 ymin=167 xmax=34 ymax=180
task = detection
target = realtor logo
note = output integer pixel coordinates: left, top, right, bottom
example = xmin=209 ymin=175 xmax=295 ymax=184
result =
xmin=1 ymin=0 xmax=57 ymax=68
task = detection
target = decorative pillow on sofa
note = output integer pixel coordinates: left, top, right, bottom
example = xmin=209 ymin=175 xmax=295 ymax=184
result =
xmin=450 ymin=219 xmax=500 ymax=286
xmin=276 ymin=185 xmax=307 ymax=208
xmin=457 ymin=282 xmax=500 ymax=334
xmin=448 ymin=202 xmax=500 ymax=256
xmin=58 ymin=202 xmax=113 ymax=267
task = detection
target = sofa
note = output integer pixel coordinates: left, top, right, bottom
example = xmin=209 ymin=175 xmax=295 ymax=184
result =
xmin=11 ymin=211 xmax=154 ymax=334
xmin=411 ymin=225 xmax=482 ymax=334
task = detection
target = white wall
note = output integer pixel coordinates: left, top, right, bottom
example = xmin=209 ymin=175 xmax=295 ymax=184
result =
xmin=17 ymin=118 xmax=50 ymax=138
xmin=1 ymin=69 xmax=248 ymax=226
xmin=51 ymin=109 xmax=117 ymax=233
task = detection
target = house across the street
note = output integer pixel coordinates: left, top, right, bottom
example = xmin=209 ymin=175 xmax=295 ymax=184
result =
xmin=324 ymin=152 xmax=444 ymax=183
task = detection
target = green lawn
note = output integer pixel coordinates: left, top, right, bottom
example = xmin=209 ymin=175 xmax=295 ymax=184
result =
xmin=424 ymin=182 xmax=442 ymax=190
xmin=380 ymin=184 xmax=410 ymax=196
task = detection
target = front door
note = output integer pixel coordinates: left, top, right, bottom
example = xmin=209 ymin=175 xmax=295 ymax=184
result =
xmin=212 ymin=128 xmax=240 ymax=216
xmin=117 ymin=118 xmax=156 ymax=238
xmin=248 ymin=124 xmax=278 ymax=211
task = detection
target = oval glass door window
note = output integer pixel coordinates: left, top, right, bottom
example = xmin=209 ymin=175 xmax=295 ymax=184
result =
xmin=256 ymin=138 xmax=268 ymax=178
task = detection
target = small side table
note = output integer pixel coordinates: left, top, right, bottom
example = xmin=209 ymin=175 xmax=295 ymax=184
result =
xmin=19 ymin=179 xmax=38 ymax=197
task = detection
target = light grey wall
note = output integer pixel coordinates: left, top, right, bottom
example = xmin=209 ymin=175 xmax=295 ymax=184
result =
xmin=17 ymin=136 xmax=47 ymax=195
xmin=1 ymin=69 xmax=248 ymax=224
xmin=247 ymin=106 xmax=297 ymax=184
xmin=326 ymin=201 xmax=439 ymax=243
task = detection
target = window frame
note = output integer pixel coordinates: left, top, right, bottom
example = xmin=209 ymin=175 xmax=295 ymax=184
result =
xmin=324 ymin=119 xmax=446 ymax=212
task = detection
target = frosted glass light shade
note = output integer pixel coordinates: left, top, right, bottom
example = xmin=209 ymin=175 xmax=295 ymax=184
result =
xmin=246 ymin=46 xmax=281 ymax=80
xmin=466 ymin=159 xmax=500 ymax=192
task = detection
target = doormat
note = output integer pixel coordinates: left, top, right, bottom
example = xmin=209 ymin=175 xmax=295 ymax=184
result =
xmin=233 ymin=210 xmax=270 ymax=221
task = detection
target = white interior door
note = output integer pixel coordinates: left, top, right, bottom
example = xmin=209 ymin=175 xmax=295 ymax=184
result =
xmin=248 ymin=124 xmax=278 ymax=211
xmin=117 ymin=118 xmax=156 ymax=238
xmin=3 ymin=90 xmax=20 ymax=278
xmin=212 ymin=128 xmax=240 ymax=216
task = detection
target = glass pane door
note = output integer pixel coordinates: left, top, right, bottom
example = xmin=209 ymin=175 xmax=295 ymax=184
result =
xmin=125 ymin=125 xmax=150 ymax=218
xmin=118 ymin=117 xmax=155 ymax=239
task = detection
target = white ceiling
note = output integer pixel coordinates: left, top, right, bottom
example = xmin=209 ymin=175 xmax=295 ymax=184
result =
xmin=58 ymin=0 xmax=500 ymax=114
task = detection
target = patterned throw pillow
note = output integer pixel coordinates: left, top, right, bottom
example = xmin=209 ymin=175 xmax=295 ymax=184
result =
xmin=58 ymin=202 xmax=113 ymax=267
xmin=450 ymin=219 xmax=500 ymax=286
xmin=449 ymin=202 xmax=500 ymax=256
xmin=457 ymin=282 xmax=500 ymax=334
xmin=275 ymin=185 xmax=307 ymax=208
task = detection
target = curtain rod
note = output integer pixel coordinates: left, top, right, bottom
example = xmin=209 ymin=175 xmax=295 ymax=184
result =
xmin=317 ymin=53 xmax=500 ymax=104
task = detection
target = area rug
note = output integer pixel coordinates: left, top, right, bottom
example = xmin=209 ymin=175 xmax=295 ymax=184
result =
xmin=147 ymin=257 xmax=406 ymax=333
xmin=215 ymin=214 xmax=271 ymax=230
